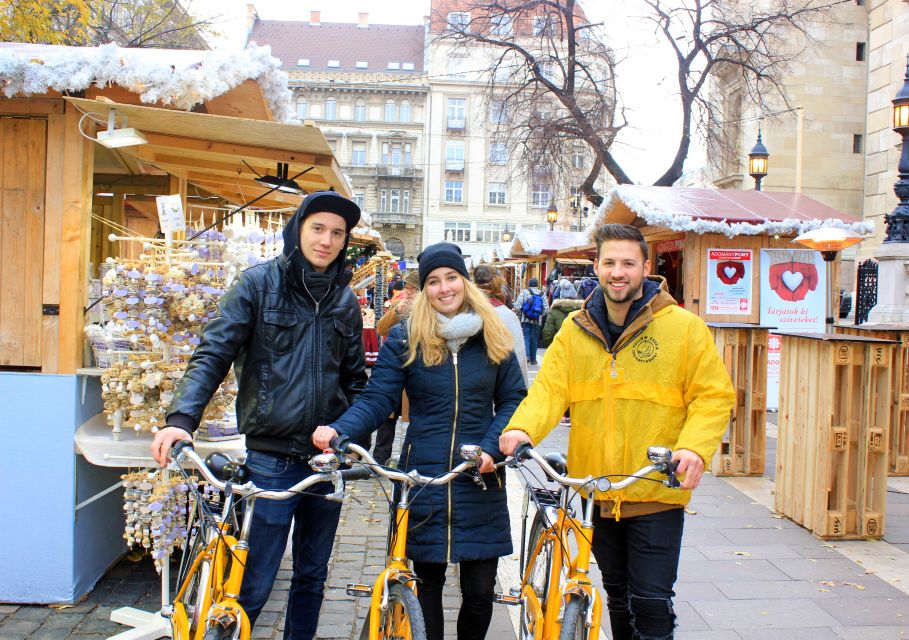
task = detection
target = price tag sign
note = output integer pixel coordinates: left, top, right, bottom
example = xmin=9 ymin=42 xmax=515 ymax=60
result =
xmin=156 ymin=194 xmax=186 ymax=234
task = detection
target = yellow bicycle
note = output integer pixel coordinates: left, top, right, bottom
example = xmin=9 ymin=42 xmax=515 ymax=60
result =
xmin=166 ymin=440 xmax=365 ymax=640
xmin=502 ymin=444 xmax=680 ymax=640
xmin=330 ymin=436 xmax=489 ymax=640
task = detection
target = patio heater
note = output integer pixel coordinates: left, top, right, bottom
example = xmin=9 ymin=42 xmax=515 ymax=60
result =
xmin=793 ymin=228 xmax=866 ymax=327
xmin=748 ymin=129 xmax=770 ymax=191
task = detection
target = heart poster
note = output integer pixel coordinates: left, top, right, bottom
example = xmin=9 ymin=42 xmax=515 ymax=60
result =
xmin=760 ymin=248 xmax=826 ymax=409
xmin=706 ymin=249 xmax=753 ymax=315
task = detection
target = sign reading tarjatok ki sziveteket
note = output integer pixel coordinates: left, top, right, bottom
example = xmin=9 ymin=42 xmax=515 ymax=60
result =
xmin=706 ymin=249 xmax=753 ymax=315
xmin=760 ymin=248 xmax=826 ymax=409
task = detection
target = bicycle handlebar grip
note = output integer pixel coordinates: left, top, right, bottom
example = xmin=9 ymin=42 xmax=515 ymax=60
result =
xmin=171 ymin=439 xmax=193 ymax=460
xmin=330 ymin=434 xmax=351 ymax=453
xmin=666 ymin=460 xmax=681 ymax=488
xmin=340 ymin=466 xmax=372 ymax=481
xmin=512 ymin=441 xmax=533 ymax=461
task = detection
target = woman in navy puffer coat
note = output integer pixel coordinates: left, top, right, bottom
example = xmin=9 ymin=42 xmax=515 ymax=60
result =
xmin=313 ymin=243 xmax=526 ymax=640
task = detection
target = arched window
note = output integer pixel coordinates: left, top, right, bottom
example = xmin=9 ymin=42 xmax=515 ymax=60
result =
xmin=296 ymin=98 xmax=308 ymax=119
xmin=399 ymin=100 xmax=412 ymax=123
xmin=354 ymin=99 xmax=367 ymax=122
xmin=325 ymin=98 xmax=337 ymax=120
xmin=385 ymin=238 xmax=405 ymax=258
xmin=384 ymin=100 xmax=397 ymax=122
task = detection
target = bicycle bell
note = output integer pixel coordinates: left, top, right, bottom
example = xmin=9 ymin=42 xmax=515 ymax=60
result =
xmin=459 ymin=444 xmax=482 ymax=461
xmin=647 ymin=446 xmax=672 ymax=464
xmin=310 ymin=453 xmax=340 ymax=473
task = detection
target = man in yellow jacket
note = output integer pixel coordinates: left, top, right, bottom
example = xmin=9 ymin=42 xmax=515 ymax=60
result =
xmin=500 ymin=223 xmax=734 ymax=640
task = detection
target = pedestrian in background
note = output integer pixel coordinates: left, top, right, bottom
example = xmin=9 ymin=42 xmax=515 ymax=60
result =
xmin=514 ymin=277 xmax=548 ymax=366
xmin=473 ymin=263 xmax=528 ymax=387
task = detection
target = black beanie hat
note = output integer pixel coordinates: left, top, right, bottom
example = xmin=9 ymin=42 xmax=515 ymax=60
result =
xmin=417 ymin=242 xmax=469 ymax=288
xmin=297 ymin=190 xmax=361 ymax=231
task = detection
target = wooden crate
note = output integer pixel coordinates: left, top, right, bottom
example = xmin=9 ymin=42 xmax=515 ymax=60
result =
xmin=707 ymin=324 xmax=769 ymax=476
xmin=775 ymin=333 xmax=895 ymax=539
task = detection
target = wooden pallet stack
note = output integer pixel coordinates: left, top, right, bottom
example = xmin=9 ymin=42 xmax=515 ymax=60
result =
xmin=834 ymin=324 xmax=909 ymax=476
xmin=707 ymin=324 xmax=770 ymax=476
xmin=775 ymin=333 xmax=896 ymax=539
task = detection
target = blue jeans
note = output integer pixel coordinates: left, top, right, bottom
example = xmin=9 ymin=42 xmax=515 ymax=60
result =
xmin=521 ymin=322 xmax=539 ymax=364
xmin=239 ymin=450 xmax=342 ymax=640
xmin=591 ymin=507 xmax=684 ymax=640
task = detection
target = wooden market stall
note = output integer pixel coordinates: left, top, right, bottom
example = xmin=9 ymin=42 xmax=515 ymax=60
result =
xmin=561 ymin=186 xmax=872 ymax=483
xmin=503 ymin=229 xmax=590 ymax=289
xmin=0 ymin=42 xmax=367 ymax=605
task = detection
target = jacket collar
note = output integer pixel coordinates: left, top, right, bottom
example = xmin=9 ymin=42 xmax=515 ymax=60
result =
xmin=573 ymin=276 xmax=676 ymax=351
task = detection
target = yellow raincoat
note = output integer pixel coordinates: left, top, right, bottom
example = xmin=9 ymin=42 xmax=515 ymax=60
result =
xmin=504 ymin=277 xmax=734 ymax=517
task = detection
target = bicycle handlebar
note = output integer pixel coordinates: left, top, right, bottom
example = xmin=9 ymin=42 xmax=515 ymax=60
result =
xmin=170 ymin=441 xmax=348 ymax=501
xmin=510 ymin=444 xmax=680 ymax=491
xmin=330 ymin=435 xmax=482 ymax=487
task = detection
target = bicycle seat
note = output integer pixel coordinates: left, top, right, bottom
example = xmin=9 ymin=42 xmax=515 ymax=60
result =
xmin=204 ymin=452 xmax=249 ymax=483
xmin=543 ymin=452 xmax=568 ymax=476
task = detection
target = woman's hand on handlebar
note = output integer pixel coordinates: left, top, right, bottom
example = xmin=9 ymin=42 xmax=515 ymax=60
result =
xmin=312 ymin=425 xmax=339 ymax=452
xmin=151 ymin=426 xmax=192 ymax=466
xmin=499 ymin=429 xmax=533 ymax=457
xmin=671 ymin=449 xmax=704 ymax=490
xmin=478 ymin=453 xmax=495 ymax=474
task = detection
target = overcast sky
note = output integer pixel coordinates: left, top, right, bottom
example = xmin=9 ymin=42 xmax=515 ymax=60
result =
xmin=194 ymin=0 xmax=701 ymax=185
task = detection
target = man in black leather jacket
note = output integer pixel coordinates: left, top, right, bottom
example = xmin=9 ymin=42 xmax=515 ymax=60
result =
xmin=151 ymin=191 xmax=368 ymax=640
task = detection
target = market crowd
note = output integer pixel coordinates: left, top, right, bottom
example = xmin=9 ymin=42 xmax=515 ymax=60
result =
xmin=151 ymin=191 xmax=735 ymax=640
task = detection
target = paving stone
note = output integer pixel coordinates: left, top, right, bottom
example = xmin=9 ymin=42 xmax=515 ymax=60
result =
xmin=833 ymin=625 xmax=909 ymax=639
xmin=767 ymin=557 xmax=873 ymax=581
xmin=0 ymin=621 xmax=40 ymax=635
xmin=696 ymin=544 xmax=804 ymax=561
xmin=687 ymin=598 xmax=840 ymax=629
xmin=675 ymin=631 xmax=743 ymax=639
xmin=4 ymin=610 xmax=48 ymax=624
xmin=737 ymin=627 xmax=844 ymax=640
xmin=816 ymin=597 xmax=909 ymax=626
xmin=677 ymin=558 xmax=790 ymax=582
xmin=0 ymin=609 xmax=18 ymax=616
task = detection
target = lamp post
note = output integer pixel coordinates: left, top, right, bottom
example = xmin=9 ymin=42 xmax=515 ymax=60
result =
xmin=501 ymin=224 xmax=512 ymax=242
xmin=547 ymin=200 xmax=558 ymax=231
xmin=793 ymin=228 xmax=866 ymax=327
xmin=748 ymin=129 xmax=770 ymax=191
xmin=884 ymin=56 xmax=909 ymax=243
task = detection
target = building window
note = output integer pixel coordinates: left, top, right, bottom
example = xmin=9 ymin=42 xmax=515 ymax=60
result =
xmin=476 ymin=222 xmax=504 ymax=243
xmin=447 ymin=98 xmax=466 ymax=129
xmin=447 ymin=55 xmax=469 ymax=79
xmin=353 ymin=191 xmax=365 ymax=208
xmin=404 ymin=143 xmax=412 ymax=165
xmin=856 ymin=42 xmax=866 ymax=62
xmin=489 ymin=142 xmax=507 ymax=165
xmin=297 ymin=58 xmax=310 ymax=67
xmin=488 ymin=182 xmax=507 ymax=205
xmin=324 ymin=99 xmax=337 ymax=120
xmin=387 ymin=62 xmax=401 ymax=70
xmin=379 ymin=189 xmax=387 ymax=212
xmin=531 ymin=183 xmax=551 ymax=207
xmin=296 ymin=99 xmax=308 ymax=119
xmin=403 ymin=189 xmax=410 ymax=212
xmin=354 ymin=99 xmax=367 ymax=122
xmin=402 ymin=62 xmax=415 ymax=70
xmin=853 ymin=134 xmax=863 ymax=154
xmin=448 ymin=12 xmax=469 ymax=31
xmin=351 ymin=141 xmax=366 ymax=166
xmin=400 ymin=101 xmax=412 ymax=123
xmin=489 ymin=100 xmax=508 ymax=124
xmin=390 ymin=189 xmax=401 ymax=212
xmin=356 ymin=61 xmax=368 ymax=69
xmin=444 ymin=221 xmax=471 ymax=242
xmin=382 ymin=142 xmax=404 ymax=166
xmin=327 ymin=59 xmax=340 ymax=68
xmin=385 ymin=100 xmax=397 ymax=122
xmin=572 ymin=144 xmax=585 ymax=169
xmin=445 ymin=180 xmax=464 ymax=204
xmin=445 ymin=141 xmax=465 ymax=171
xmin=490 ymin=14 xmax=513 ymax=37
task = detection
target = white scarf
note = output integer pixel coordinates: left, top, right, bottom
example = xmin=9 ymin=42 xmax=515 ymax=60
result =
xmin=437 ymin=311 xmax=483 ymax=354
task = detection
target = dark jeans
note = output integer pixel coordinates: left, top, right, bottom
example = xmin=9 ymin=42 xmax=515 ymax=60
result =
xmin=591 ymin=508 xmax=684 ymax=640
xmin=412 ymin=558 xmax=498 ymax=640
xmin=239 ymin=450 xmax=342 ymax=640
xmin=521 ymin=322 xmax=539 ymax=364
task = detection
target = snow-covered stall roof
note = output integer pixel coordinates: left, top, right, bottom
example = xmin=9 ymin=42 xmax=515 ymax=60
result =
xmin=510 ymin=230 xmax=590 ymax=257
xmin=593 ymin=185 xmax=873 ymax=239
xmin=0 ymin=42 xmax=292 ymax=121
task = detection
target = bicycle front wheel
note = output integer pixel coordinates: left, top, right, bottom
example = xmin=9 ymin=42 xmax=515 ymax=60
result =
xmin=359 ymin=582 xmax=426 ymax=640
xmin=520 ymin=513 xmax=553 ymax=639
xmin=558 ymin=595 xmax=588 ymax=640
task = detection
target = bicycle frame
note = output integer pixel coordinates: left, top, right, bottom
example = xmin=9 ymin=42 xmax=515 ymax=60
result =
xmin=521 ymin=489 xmax=602 ymax=640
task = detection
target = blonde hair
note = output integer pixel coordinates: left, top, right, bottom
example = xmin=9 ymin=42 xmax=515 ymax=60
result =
xmin=404 ymin=275 xmax=514 ymax=367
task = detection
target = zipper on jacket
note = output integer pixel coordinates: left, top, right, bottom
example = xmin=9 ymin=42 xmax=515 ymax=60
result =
xmin=575 ymin=321 xmax=647 ymax=378
xmin=301 ymin=275 xmax=332 ymax=429
xmin=446 ymin=350 xmax=460 ymax=563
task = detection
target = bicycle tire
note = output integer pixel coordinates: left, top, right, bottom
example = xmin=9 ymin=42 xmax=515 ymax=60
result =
xmin=520 ymin=512 xmax=553 ymax=639
xmin=558 ymin=595 xmax=588 ymax=640
xmin=202 ymin=623 xmax=235 ymax=640
xmin=358 ymin=582 xmax=426 ymax=640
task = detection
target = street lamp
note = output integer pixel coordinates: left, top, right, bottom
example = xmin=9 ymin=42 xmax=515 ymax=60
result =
xmin=884 ymin=55 xmax=909 ymax=243
xmin=748 ymin=129 xmax=770 ymax=191
xmin=501 ymin=224 xmax=512 ymax=242
xmin=547 ymin=200 xmax=558 ymax=231
xmin=793 ymin=227 xmax=866 ymax=327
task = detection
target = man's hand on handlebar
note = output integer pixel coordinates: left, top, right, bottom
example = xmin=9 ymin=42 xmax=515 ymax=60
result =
xmin=151 ymin=426 xmax=193 ymax=466
xmin=671 ymin=449 xmax=704 ymax=490
xmin=312 ymin=425 xmax=340 ymax=452
xmin=499 ymin=429 xmax=533 ymax=457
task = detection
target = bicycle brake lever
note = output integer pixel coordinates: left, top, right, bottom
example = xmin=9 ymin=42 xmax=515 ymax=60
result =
xmin=664 ymin=461 xmax=681 ymax=489
xmin=472 ymin=466 xmax=487 ymax=491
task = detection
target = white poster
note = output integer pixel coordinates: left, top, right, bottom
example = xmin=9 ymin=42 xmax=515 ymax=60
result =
xmin=155 ymin=194 xmax=186 ymax=234
xmin=760 ymin=249 xmax=827 ymax=409
xmin=706 ymin=249 xmax=753 ymax=315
